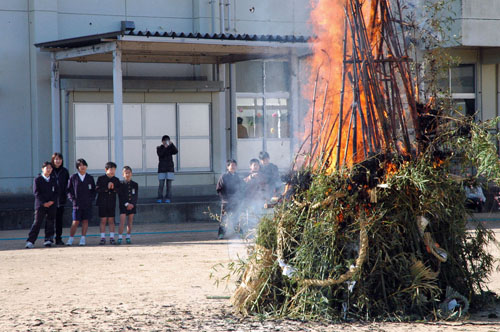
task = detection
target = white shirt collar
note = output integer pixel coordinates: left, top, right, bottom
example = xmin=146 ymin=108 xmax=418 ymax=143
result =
xmin=41 ymin=174 xmax=50 ymax=182
xmin=78 ymin=173 xmax=86 ymax=182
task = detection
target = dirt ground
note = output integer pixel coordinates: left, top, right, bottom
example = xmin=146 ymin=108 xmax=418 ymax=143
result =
xmin=0 ymin=220 xmax=499 ymax=332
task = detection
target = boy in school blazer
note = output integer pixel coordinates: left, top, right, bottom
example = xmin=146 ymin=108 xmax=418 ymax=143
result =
xmin=216 ymin=159 xmax=243 ymax=239
xmin=96 ymin=161 xmax=121 ymax=245
xmin=117 ymin=166 xmax=139 ymax=244
xmin=25 ymin=161 xmax=59 ymax=248
xmin=66 ymin=158 xmax=96 ymax=246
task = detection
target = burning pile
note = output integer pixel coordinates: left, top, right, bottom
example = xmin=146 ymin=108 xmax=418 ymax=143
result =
xmin=229 ymin=0 xmax=499 ymax=321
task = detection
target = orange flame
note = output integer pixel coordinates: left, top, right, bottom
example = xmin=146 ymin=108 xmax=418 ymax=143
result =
xmin=303 ymin=0 xmax=416 ymax=174
xmin=304 ymin=0 xmax=386 ymax=173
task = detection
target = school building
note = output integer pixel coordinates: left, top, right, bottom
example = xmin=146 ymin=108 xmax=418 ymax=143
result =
xmin=437 ymin=0 xmax=500 ymax=130
xmin=0 ymin=0 xmax=312 ymax=197
xmin=2 ymin=0 xmax=500 ymax=199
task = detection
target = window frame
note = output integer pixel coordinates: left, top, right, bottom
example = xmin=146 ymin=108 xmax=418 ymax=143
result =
xmin=73 ymin=102 xmax=212 ymax=174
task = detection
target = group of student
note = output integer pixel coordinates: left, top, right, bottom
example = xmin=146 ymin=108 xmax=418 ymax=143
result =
xmin=25 ymin=153 xmax=138 ymax=248
xmin=216 ymin=151 xmax=281 ymax=239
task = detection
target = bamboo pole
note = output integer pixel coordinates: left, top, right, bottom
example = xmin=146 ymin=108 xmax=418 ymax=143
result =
xmin=336 ymin=14 xmax=349 ymax=170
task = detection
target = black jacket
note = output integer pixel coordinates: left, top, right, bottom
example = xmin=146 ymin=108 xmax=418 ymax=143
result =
xmin=216 ymin=172 xmax=243 ymax=205
xmin=67 ymin=173 xmax=96 ymax=209
xmin=118 ymin=180 xmax=139 ymax=207
xmin=33 ymin=174 xmax=59 ymax=209
xmin=51 ymin=166 xmax=69 ymax=206
xmin=260 ymin=163 xmax=280 ymax=196
xmin=157 ymin=143 xmax=178 ymax=173
xmin=96 ymin=175 xmax=121 ymax=208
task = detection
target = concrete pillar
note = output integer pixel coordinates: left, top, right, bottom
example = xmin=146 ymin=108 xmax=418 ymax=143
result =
xmin=50 ymin=53 xmax=61 ymax=153
xmin=113 ymin=46 xmax=124 ymax=172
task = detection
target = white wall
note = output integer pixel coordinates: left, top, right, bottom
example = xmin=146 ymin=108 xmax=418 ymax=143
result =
xmin=0 ymin=0 xmax=312 ymax=195
xmin=0 ymin=2 xmax=32 ymax=193
xmin=461 ymin=0 xmax=500 ymax=47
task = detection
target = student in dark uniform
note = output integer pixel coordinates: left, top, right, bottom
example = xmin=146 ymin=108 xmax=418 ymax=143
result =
xmin=67 ymin=158 xmax=96 ymax=246
xmin=156 ymin=135 xmax=178 ymax=203
xmin=258 ymin=151 xmax=281 ymax=200
xmin=117 ymin=166 xmax=138 ymax=244
xmin=50 ymin=152 xmax=69 ymax=245
xmin=216 ymin=159 xmax=243 ymax=239
xmin=243 ymin=158 xmax=267 ymax=201
xmin=25 ymin=161 xmax=59 ymax=248
xmin=242 ymin=158 xmax=267 ymax=233
xmin=96 ymin=161 xmax=120 ymax=245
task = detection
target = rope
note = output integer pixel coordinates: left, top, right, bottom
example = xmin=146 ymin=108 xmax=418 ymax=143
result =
xmin=301 ymin=218 xmax=368 ymax=287
xmin=423 ymin=232 xmax=448 ymax=263
xmin=276 ymin=216 xmax=369 ymax=288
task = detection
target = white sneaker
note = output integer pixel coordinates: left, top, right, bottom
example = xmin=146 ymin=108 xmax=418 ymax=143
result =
xmin=79 ymin=237 xmax=86 ymax=246
xmin=43 ymin=240 xmax=52 ymax=247
xmin=66 ymin=238 xmax=73 ymax=246
xmin=25 ymin=241 xmax=34 ymax=249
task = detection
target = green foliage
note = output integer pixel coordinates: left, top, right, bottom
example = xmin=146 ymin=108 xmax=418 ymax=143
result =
xmin=229 ymin=120 xmax=499 ymax=321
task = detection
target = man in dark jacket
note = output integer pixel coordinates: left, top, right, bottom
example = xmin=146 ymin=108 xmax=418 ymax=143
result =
xmin=25 ymin=161 xmax=59 ymax=248
xmin=216 ymin=159 xmax=243 ymax=239
xmin=157 ymin=135 xmax=178 ymax=203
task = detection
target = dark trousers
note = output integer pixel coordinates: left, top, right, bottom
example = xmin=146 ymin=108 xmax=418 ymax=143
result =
xmin=27 ymin=206 xmax=56 ymax=244
xmin=55 ymin=206 xmax=65 ymax=241
xmin=219 ymin=203 xmax=238 ymax=236
xmin=158 ymin=179 xmax=172 ymax=200
xmin=466 ymin=198 xmax=484 ymax=213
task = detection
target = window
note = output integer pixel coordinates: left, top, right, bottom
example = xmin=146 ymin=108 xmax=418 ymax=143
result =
xmin=235 ymin=60 xmax=292 ymax=170
xmin=438 ymin=64 xmax=476 ymax=118
xmin=74 ymin=103 xmax=110 ymax=171
xmin=178 ymin=103 xmax=211 ymax=170
xmin=74 ymin=102 xmax=211 ymax=173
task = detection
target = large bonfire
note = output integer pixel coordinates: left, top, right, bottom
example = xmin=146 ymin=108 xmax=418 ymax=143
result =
xmin=229 ymin=0 xmax=499 ymax=321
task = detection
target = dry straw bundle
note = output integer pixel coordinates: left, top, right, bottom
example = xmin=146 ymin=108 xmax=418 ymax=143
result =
xmin=230 ymin=118 xmax=500 ymax=321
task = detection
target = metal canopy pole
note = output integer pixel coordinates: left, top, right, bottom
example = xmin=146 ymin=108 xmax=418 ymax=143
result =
xmin=218 ymin=63 xmax=227 ymax=171
xmin=290 ymin=52 xmax=300 ymax=161
xmin=51 ymin=53 xmax=61 ymax=153
xmin=113 ymin=44 xmax=124 ymax=172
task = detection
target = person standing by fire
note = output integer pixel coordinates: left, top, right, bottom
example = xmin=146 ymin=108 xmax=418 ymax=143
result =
xmin=242 ymin=158 xmax=267 ymax=233
xmin=258 ymin=151 xmax=281 ymax=200
xmin=216 ymin=159 xmax=243 ymax=239
xmin=465 ymin=179 xmax=486 ymax=213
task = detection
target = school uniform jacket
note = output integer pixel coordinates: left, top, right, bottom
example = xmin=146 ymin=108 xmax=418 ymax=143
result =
xmin=67 ymin=173 xmax=96 ymax=210
xmin=33 ymin=174 xmax=59 ymax=209
xmin=260 ymin=163 xmax=280 ymax=192
xmin=96 ymin=175 xmax=121 ymax=208
xmin=244 ymin=171 xmax=267 ymax=201
xmin=51 ymin=166 xmax=69 ymax=207
xmin=216 ymin=172 xmax=243 ymax=206
xmin=118 ymin=180 xmax=139 ymax=207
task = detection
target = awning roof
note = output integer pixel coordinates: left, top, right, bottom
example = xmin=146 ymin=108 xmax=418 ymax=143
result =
xmin=35 ymin=30 xmax=311 ymax=64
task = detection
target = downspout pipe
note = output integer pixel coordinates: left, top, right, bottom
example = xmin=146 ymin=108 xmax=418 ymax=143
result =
xmin=226 ymin=0 xmax=232 ymax=32
xmin=210 ymin=0 xmax=216 ymax=34
xmin=219 ymin=0 xmax=225 ymax=33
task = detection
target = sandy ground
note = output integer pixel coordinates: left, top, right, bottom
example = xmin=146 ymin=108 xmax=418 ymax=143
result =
xmin=0 ymin=220 xmax=499 ymax=332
